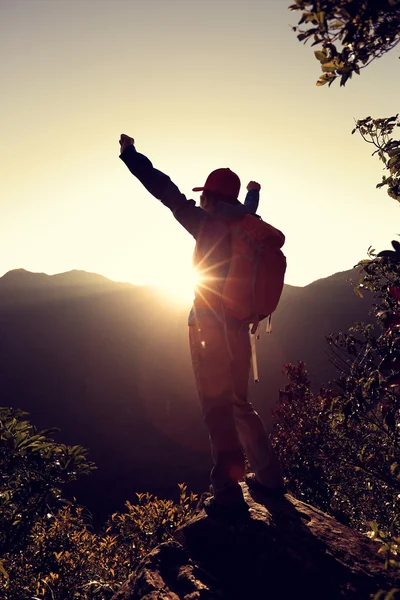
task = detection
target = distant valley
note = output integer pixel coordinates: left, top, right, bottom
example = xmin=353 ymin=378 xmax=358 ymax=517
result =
xmin=0 ymin=268 xmax=373 ymax=521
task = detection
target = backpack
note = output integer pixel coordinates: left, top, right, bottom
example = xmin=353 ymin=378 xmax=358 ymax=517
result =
xmin=222 ymin=213 xmax=286 ymax=329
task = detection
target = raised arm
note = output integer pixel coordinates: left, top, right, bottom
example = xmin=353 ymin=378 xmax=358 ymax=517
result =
xmin=118 ymin=134 xmax=209 ymax=239
xmin=244 ymin=181 xmax=261 ymax=214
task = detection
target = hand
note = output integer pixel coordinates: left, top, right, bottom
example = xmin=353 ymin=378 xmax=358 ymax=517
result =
xmin=119 ymin=134 xmax=135 ymax=154
xmin=247 ymin=181 xmax=261 ymax=192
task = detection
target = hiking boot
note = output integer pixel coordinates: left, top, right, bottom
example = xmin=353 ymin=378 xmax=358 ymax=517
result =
xmin=204 ymin=497 xmax=250 ymax=522
xmin=245 ymin=473 xmax=287 ymax=498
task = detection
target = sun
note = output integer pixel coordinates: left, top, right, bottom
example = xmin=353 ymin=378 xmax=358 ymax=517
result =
xmin=105 ymin=255 xmax=202 ymax=304
xmin=156 ymin=265 xmax=201 ymax=304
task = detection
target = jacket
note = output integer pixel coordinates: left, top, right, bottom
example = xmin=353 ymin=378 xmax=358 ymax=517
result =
xmin=120 ymin=145 xmax=259 ymax=328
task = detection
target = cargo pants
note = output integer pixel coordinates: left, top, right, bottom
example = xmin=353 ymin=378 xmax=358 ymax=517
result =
xmin=189 ymin=324 xmax=284 ymax=505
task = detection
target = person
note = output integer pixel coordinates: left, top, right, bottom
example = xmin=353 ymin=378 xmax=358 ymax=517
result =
xmin=119 ymin=134 xmax=285 ymax=516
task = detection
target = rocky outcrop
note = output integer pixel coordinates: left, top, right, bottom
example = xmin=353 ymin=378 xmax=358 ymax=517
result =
xmin=111 ymin=482 xmax=399 ymax=600
xmin=111 ymin=540 xmax=221 ymax=599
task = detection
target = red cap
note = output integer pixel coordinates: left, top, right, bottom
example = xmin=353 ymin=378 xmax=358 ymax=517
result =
xmin=193 ymin=168 xmax=241 ymax=198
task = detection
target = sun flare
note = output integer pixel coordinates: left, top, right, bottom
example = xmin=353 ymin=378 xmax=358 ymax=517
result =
xmin=156 ymin=266 xmax=201 ymax=303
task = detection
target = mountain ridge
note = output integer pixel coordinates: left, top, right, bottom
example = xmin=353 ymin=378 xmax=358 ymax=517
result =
xmin=0 ymin=266 xmax=358 ymax=291
xmin=0 ymin=264 xmax=373 ymax=520
xmin=0 ymin=268 xmax=119 ymax=288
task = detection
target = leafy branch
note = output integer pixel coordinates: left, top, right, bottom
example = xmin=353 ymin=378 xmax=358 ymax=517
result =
xmin=351 ymin=115 xmax=400 ymax=203
xmin=289 ymin=0 xmax=400 ymax=87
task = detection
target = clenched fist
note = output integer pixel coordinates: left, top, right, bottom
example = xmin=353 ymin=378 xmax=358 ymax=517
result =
xmin=247 ymin=181 xmax=261 ymax=192
xmin=119 ymin=134 xmax=134 ymax=154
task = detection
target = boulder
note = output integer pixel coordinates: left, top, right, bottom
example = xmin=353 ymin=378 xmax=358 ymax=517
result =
xmin=111 ymin=540 xmax=221 ymax=600
xmin=112 ymin=482 xmax=399 ymax=599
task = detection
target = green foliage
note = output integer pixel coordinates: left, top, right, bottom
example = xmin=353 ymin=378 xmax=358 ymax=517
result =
xmin=0 ymin=408 xmax=198 ymax=599
xmin=368 ymin=521 xmax=400 ymax=572
xmin=108 ymin=483 xmax=198 ymax=558
xmin=0 ymin=407 xmax=95 ymax=556
xmin=0 ymin=484 xmax=197 ymax=600
xmin=374 ymin=588 xmax=400 ymax=600
xmin=1 ymin=485 xmax=197 ymax=600
xmin=272 ymin=243 xmax=400 ymax=534
xmin=352 ymin=116 xmax=400 ymax=203
xmin=289 ymin=0 xmax=400 ymax=87
xmin=273 ymin=362 xmax=337 ymax=515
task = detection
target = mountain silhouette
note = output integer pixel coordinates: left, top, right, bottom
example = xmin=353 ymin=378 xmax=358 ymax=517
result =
xmin=0 ymin=268 xmax=373 ymax=521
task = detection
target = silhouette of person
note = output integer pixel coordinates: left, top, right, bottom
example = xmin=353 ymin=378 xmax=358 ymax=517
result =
xmin=119 ymin=134 xmax=284 ymax=514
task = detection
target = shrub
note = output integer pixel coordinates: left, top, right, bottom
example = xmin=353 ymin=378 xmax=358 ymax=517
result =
xmin=272 ymin=242 xmax=400 ymax=534
xmin=1 ymin=485 xmax=197 ymax=600
xmin=0 ymin=408 xmax=198 ymax=599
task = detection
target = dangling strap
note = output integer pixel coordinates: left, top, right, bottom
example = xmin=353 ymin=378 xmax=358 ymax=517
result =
xmin=250 ymin=324 xmax=259 ymax=383
xmin=251 ymin=317 xmax=259 ymax=335
xmin=266 ymin=314 xmax=272 ymax=334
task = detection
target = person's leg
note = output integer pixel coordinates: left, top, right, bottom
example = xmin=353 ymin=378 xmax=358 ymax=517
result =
xmin=189 ymin=325 xmax=245 ymax=505
xmin=229 ymin=326 xmax=284 ymax=489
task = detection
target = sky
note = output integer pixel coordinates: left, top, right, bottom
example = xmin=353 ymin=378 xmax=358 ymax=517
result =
xmin=1 ymin=0 xmax=399 ymax=300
